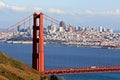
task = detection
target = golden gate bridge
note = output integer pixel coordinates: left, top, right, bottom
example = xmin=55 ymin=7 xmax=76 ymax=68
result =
xmin=1 ymin=12 xmax=120 ymax=75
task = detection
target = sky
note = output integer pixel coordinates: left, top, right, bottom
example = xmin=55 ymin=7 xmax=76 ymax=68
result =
xmin=0 ymin=0 xmax=120 ymax=31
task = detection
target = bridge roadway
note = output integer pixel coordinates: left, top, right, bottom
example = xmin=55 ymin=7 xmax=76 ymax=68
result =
xmin=44 ymin=66 xmax=120 ymax=75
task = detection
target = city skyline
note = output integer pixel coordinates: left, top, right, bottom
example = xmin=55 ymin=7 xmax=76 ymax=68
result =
xmin=0 ymin=0 xmax=120 ymax=30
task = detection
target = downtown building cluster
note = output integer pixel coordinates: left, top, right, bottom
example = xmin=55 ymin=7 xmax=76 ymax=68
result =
xmin=0 ymin=21 xmax=120 ymax=49
xmin=44 ymin=21 xmax=120 ymax=49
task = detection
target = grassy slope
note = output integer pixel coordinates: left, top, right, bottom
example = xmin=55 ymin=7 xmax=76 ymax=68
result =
xmin=0 ymin=51 xmax=47 ymax=80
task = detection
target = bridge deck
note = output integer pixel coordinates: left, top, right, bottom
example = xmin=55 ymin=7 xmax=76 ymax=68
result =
xmin=44 ymin=66 xmax=120 ymax=75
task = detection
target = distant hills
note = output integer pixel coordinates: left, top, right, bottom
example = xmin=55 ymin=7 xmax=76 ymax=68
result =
xmin=0 ymin=28 xmax=4 ymax=30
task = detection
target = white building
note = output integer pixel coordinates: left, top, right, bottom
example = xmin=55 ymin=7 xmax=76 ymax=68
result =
xmin=59 ymin=27 xmax=64 ymax=32
xmin=51 ymin=25 xmax=58 ymax=33
xmin=99 ymin=26 xmax=103 ymax=32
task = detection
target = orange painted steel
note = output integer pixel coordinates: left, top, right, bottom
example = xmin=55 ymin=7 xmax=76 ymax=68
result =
xmin=44 ymin=66 xmax=120 ymax=75
xmin=32 ymin=12 xmax=44 ymax=73
xmin=39 ymin=13 xmax=44 ymax=72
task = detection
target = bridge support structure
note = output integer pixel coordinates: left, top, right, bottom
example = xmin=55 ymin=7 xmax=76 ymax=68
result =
xmin=32 ymin=12 xmax=44 ymax=73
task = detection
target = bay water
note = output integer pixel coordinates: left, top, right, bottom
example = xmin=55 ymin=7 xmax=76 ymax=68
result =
xmin=0 ymin=42 xmax=120 ymax=80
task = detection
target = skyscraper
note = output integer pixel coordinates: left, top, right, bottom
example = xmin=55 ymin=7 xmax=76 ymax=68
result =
xmin=59 ymin=21 xmax=66 ymax=27
xmin=99 ymin=26 xmax=103 ymax=32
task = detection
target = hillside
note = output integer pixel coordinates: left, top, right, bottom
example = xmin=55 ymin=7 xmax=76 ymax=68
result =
xmin=0 ymin=51 xmax=48 ymax=80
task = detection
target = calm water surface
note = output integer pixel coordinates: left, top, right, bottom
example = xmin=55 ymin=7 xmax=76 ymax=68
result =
xmin=0 ymin=42 xmax=120 ymax=80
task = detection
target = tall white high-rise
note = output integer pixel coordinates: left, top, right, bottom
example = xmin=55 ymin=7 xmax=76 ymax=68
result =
xmin=99 ymin=26 xmax=103 ymax=32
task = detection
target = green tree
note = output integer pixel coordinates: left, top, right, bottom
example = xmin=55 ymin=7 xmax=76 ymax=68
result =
xmin=40 ymin=75 xmax=48 ymax=80
xmin=49 ymin=75 xmax=59 ymax=80
xmin=59 ymin=77 xmax=65 ymax=80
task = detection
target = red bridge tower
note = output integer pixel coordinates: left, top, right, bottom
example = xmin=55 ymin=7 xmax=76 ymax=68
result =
xmin=32 ymin=13 xmax=44 ymax=73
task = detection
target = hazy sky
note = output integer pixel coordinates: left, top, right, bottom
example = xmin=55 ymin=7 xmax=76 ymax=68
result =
xmin=0 ymin=0 xmax=120 ymax=30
